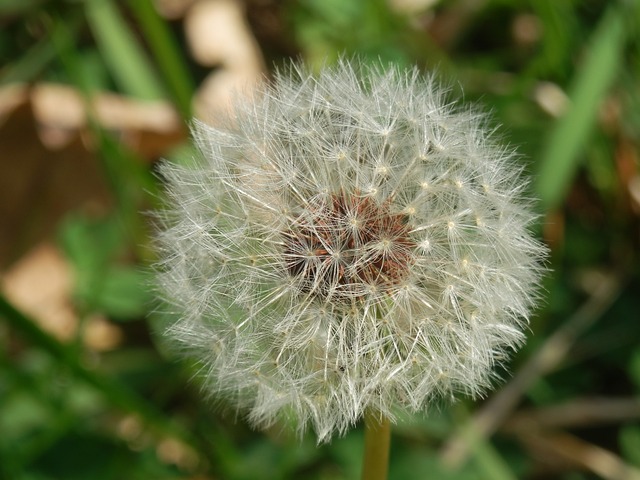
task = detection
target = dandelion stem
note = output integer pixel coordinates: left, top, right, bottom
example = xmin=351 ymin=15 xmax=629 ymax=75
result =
xmin=361 ymin=411 xmax=391 ymax=480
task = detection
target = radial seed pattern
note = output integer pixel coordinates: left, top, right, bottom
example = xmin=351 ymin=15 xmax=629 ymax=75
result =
xmin=156 ymin=60 xmax=547 ymax=442
xmin=283 ymin=192 xmax=415 ymax=298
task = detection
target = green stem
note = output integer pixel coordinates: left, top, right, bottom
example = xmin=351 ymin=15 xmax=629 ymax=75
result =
xmin=361 ymin=411 xmax=391 ymax=480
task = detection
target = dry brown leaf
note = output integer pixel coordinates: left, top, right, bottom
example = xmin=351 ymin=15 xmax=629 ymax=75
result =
xmin=184 ymin=0 xmax=265 ymax=120
xmin=193 ymin=68 xmax=262 ymax=121
xmin=388 ymin=0 xmax=440 ymax=14
xmin=185 ymin=0 xmax=264 ymax=70
xmin=1 ymin=243 xmax=76 ymax=340
xmin=534 ymin=81 xmax=569 ymax=118
xmin=0 ymin=101 xmax=111 ymax=267
xmin=153 ymin=0 xmax=199 ymax=19
xmin=522 ymin=430 xmax=640 ymax=480
xmin=0 ymin=83 xmax=28 ymax=127
xmin=31 ymin=83 xmax=183 ymax=150
xmin=1 ymin=242 xmax=123 ymax=351
xmin=83 ymin=314 xmax=124 ymax=351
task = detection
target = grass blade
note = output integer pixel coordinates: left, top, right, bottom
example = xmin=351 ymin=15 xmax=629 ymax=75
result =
xmin=0 ymin=294 xmax=197 ymax=449
xmin=127 ymin=0 xmax=194 ymax=118
xmin=84 ymin=0 xmax=165 ymax=100
xmin=536 ymin=6 xmax=626 ymax=210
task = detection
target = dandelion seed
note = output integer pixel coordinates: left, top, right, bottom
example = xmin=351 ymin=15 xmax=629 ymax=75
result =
xmin=155 ymin=59 xmax=547 ymax=443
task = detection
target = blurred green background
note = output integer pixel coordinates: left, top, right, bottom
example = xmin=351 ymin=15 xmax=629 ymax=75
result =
xmin=1 ymin=0 xmax=639 ymax=479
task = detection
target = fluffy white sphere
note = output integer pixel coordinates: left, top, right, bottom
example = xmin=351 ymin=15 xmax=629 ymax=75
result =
xmin=155 ymin=59 xmax=547 ymax=442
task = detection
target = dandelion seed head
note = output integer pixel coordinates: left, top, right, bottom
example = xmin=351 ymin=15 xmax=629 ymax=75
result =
xmin=155 ymin=58 xmax=547 ymax=442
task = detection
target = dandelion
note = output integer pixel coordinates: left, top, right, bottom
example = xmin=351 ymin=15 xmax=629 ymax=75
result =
xmin=155 ymin=59 xmax=546 ymax=458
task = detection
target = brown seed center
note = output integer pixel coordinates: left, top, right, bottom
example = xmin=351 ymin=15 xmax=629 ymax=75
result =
xmin=283 ymin=193 xmax=415 ymax=298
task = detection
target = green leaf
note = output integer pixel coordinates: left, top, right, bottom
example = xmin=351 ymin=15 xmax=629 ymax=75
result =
xmin=127 ymin=0 xmax=195 ymax=118
xmin=95 ymin=267 xmax=153 ymax=320
xmin=620 ymin=425 xmax=640 ymax=467
xmin=0 ymin=295 xmax=199 ymax=450
xmin=84 ymin=0 xmax=165 ymax=100
xmin=0 ymin=37 xmax=54 ymax=85
xmin=58 ymin=214 xmax=127 ymax=313
xmin=390 ymin=450 xmax=481 ymax=480
xmin=536 ymin=6 xmax=627 ymax=210
xmin=451 ymin=405 xmax=518 ymax=480
xmin=59 ymin=214 xmax=124 ymax=274
xmin=0 ymin=0 xmax=43 ymax=15
xmin=58 ymin=215 xmax=151 ymax=320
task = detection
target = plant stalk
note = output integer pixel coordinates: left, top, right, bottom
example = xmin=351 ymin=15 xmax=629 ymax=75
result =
xmin=361 ymin=411 xmax=391 ymax=480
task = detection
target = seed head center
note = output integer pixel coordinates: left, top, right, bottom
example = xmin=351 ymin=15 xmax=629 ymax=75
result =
xmin=284 ymin=193 xmax=415 ymax=298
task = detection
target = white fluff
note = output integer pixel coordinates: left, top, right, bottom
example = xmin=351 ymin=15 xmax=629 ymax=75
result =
xmin=155 ymin=59 xmax=547 ymax=442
